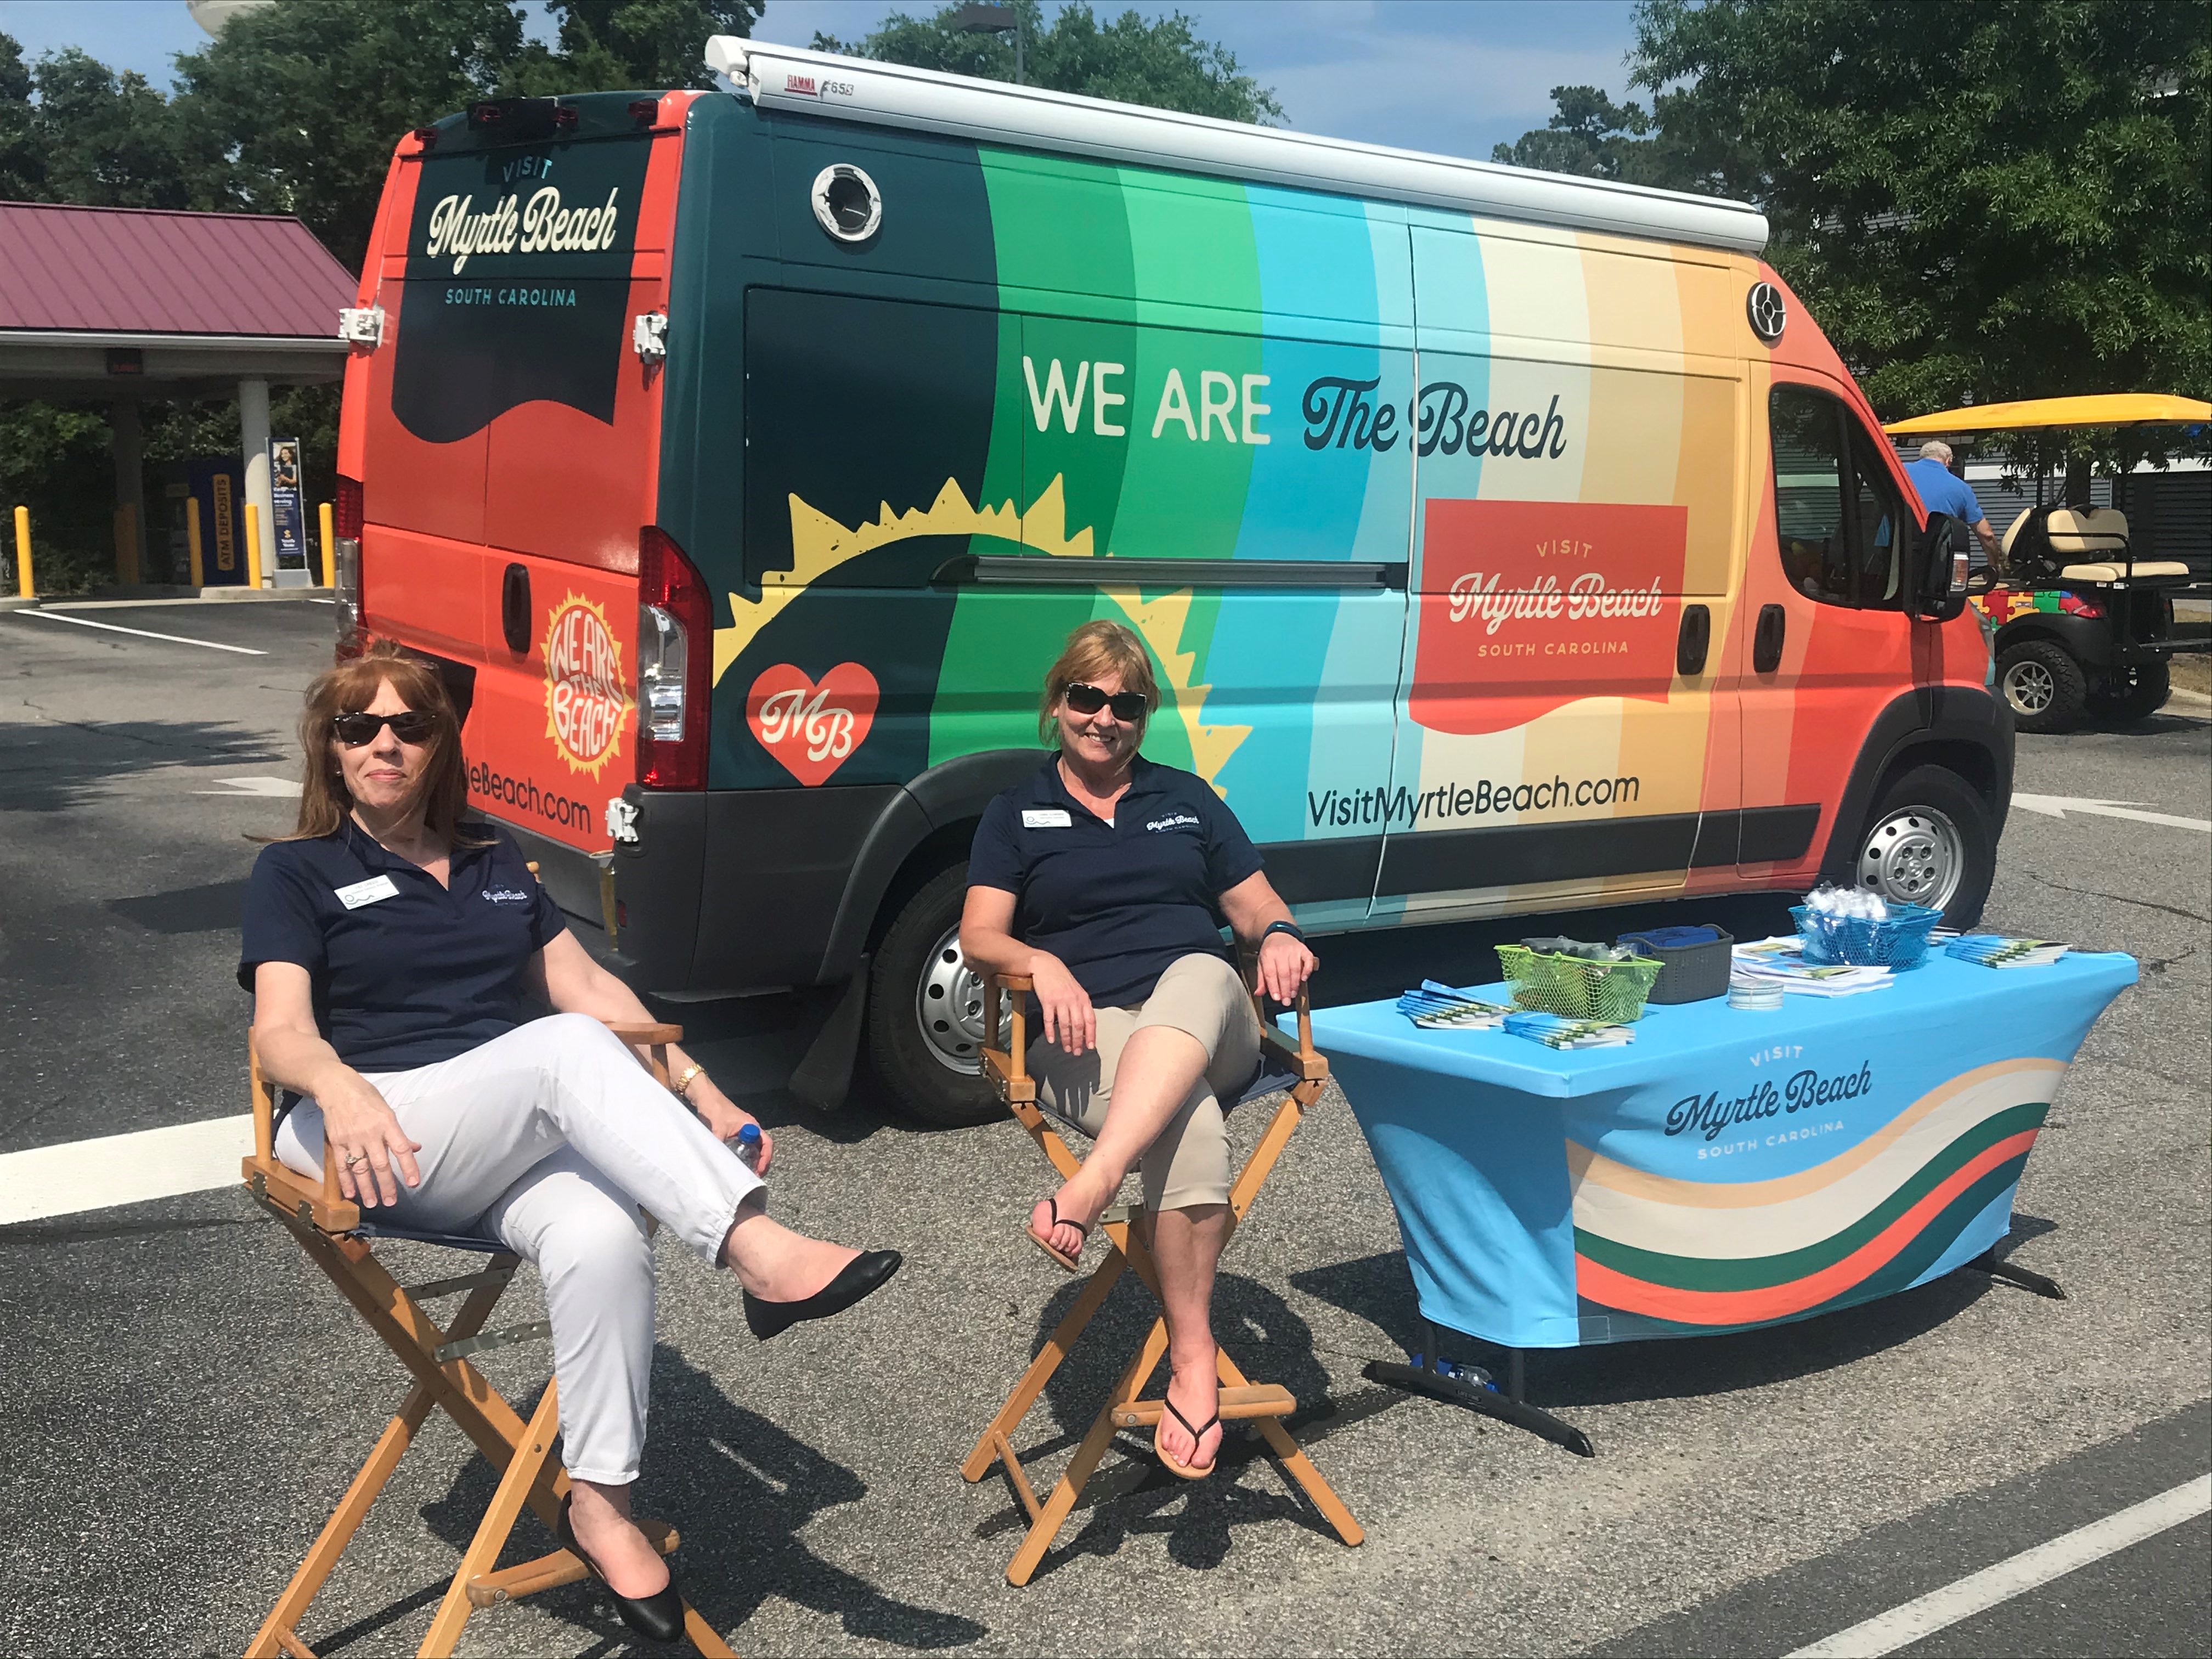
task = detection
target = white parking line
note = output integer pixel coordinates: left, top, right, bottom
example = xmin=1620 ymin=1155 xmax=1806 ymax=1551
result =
xmin=16 ymin=610 xmax=267 ymax=655
xmin=0 ymin=1114 xmax=253 ymax=1225
xmin=1787 ymin=1474 xmax=2212 ymax=1657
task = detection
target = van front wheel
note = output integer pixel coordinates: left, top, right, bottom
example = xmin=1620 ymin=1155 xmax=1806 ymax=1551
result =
xmin=1853 ymin=765 xmax=1995 ymax=929
xmin=865 ymin=863 xmax=1002 ymax=1127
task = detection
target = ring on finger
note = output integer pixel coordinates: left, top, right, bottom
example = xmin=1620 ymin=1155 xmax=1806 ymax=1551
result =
xmin=343 ymin=1152 xmax=366 ymax=1167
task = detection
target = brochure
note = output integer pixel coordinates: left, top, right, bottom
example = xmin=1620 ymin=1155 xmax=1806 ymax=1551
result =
xmin=1730 ymin=936 xmax=1894 ymax=996
xmin=1946 ymin=934 xmax=2070 ymax=969
xmin=1396 ymin=981 xmax=1514 ymax=1030
xmin=1502 ymin=1011 xmax=1635 ymax=1049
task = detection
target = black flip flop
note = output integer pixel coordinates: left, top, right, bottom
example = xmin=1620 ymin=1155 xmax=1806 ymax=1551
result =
xmin=1025 ymin=1196 xmax=1088 ymax=1272
xmin=1154 ymin=1393 xmax=1221 ymax=1480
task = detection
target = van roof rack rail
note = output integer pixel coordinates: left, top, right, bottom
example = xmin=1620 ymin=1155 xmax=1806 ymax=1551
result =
xmin=702 ymin=38 xmax=1769 ymax=258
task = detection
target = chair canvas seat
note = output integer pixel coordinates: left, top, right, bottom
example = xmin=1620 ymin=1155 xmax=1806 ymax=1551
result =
xmin=349 ymin=1220 xmax=511 ymax=1254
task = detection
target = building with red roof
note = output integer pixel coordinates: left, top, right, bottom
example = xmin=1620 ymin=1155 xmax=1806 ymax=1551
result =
xmin=0 ymin=201 xmax=358 ymax=588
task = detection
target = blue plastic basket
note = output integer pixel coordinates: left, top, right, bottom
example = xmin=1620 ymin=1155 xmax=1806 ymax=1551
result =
xmin=1789 ymin=901 xmax=1943 ymax=970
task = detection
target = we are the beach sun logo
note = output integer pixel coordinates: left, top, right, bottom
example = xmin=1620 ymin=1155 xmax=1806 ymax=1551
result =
xmin=543 ymin=595 xmax=631 ymax=779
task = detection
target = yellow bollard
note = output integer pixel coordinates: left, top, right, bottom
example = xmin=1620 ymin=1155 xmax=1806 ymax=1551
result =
xmin=187 ymin=496 xmax=205 ymax=588
xmin=245 ymin=500 xmax=263 ymax=590
xmin=318 ymin=500 xmax=335 ymax=589
xmin=12 ymin=505 xmax=32 ymax=599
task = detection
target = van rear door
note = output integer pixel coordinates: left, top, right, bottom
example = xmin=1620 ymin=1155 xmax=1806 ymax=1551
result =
xmin=360 ymin=101 xmax=680 ymax=864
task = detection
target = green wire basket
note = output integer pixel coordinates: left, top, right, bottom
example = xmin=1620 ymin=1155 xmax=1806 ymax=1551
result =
xmin=1496 ymin=945 xmax=1664 ymax=1023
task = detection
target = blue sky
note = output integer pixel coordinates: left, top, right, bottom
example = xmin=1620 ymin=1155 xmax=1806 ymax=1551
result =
xmin=0 ymin=0 xmax=1644 ymax=162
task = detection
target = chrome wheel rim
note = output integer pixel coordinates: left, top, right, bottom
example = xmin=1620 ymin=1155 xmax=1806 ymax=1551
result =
xmin=1858 ymin=806 xmax=1963 ymax=911
xmin=913 ymin=922 xmax=995 ymax=1075
xmin=2003 ymin=658 xmax=2055 ymax=715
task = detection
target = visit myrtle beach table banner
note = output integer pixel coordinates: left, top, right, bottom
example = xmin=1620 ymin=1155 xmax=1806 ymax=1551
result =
xmin=1305 ymin=951 xmax=2137 ymax=1348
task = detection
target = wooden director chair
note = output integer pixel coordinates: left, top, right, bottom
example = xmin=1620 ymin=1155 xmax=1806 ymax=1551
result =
xmin=239 ymin=1022 xmax=737 ymax=1659
xmin=964 ymin=963 xmax=1365 ymax=1584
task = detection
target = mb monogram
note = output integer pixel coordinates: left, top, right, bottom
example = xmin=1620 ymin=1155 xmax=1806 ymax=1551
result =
xmin=746 ymin=663 xmax=881 ymax=787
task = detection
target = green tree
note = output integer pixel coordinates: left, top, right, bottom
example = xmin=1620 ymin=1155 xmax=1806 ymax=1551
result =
xmin=817 ymin=1 xmax=1283 ymax=125
xmin=1630 ymin=0 xmax=2211 ymax=451
xmin=1491 ymin=83 xmax=1761 ymax=199
xmin=504 ymin=1 xmax=762 ymax=95
xmin=172 ymin=0 xmax=529 ymax=270
xmin=1 ymin=32 xmax=43 ymax=200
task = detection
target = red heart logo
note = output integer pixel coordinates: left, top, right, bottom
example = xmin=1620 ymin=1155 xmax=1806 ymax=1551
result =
xmin=746 ymin=662 xmax=879 ymax=786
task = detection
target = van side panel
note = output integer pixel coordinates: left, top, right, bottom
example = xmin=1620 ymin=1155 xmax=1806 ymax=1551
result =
xmin=1378 ymin=218 xmax=1749 ymax=921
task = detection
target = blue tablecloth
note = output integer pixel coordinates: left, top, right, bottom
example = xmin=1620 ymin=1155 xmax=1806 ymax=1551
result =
xmin=1300 ymin=952 xmax=2137 ymax=1349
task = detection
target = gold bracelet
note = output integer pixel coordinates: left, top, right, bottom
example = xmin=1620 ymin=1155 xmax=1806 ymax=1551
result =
xmin=671 ymin=1063 xmax=706 ymax=1100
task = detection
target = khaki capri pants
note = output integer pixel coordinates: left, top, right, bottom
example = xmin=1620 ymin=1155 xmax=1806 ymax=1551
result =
xmin=1029 ymin=952 xmax=1261 ymax=1212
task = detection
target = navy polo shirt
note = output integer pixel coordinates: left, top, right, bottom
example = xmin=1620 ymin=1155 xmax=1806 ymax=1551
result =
xmin=238 ymin=820 xmax=568 ymax=1073
xmin=968 ymin=756 xmax=1265 ymax=1008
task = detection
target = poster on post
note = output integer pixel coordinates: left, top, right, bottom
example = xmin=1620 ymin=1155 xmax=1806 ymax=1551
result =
xmin=268 ymin=439 xmax=307 ymax=572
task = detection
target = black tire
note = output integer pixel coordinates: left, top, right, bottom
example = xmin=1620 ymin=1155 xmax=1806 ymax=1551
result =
xmin=864 ymin=862 xmax=1001 ymax=1127
xmin=1852 ymin=764 xmax=1995 ymax=929
xmin=1997 ymin=639 xmax=2087 ymax=733
xmin=2087 ymin=662 xmax=2170 ymax=721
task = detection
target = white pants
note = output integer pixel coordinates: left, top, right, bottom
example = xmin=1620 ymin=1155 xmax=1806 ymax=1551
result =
xmin=276 ymin=1013 xmax=763 ymax=1485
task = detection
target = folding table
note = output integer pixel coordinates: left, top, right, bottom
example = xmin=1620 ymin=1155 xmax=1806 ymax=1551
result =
xmin=1301 ymin=951 xmax=2138 ymax=1453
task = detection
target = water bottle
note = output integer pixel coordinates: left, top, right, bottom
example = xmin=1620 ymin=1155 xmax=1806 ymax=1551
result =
xmin=735 ymin=1122 xmax=764 ymax=1171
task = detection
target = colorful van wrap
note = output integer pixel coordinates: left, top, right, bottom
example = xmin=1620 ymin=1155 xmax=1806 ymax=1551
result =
xmin=342 ymin=86 xmax=2007 ymax=1034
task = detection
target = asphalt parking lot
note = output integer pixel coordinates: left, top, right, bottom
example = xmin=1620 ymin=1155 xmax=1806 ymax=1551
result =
xmin=1 ymin=600 xmax=2205 ymax=1657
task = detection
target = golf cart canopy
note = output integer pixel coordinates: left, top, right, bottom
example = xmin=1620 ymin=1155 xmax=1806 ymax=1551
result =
xmin=1885 ymin=394 xmax=2212 ymax=435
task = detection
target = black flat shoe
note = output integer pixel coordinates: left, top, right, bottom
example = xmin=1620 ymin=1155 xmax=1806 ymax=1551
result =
xmin=557 ymin=1494 xmax=685 ymax=1646
xmin=742 ymin=1248 xmax=902 ymax=1340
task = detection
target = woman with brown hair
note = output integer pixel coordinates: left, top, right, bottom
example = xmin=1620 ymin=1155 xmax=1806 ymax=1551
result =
xmin=958 ymin=620 xmax=1316 ymax=1480
xmin=241 ymin=642 xmax=898 ymax=1644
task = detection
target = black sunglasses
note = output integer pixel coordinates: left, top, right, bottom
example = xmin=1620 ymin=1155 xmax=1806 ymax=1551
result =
xmin=1063 ymin=682 xmax=1148 ymax=722
xmin=333 ymin=710 xmax=438 ymax=747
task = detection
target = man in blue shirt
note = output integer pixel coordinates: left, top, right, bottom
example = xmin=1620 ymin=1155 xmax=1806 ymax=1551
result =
xmin=1904 ymin=440 xmax=2005 ymax=577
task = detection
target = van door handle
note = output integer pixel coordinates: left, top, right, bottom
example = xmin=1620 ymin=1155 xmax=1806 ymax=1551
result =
xmin=1675 ymin=603 xmax=1711 ymax=676
xmin=1753 ymin=603 xmax=1787 ymax=673
xmin=501 ymin=563 xmax=531 ymax=654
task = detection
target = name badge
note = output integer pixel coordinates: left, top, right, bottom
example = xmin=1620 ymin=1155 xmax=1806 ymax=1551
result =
xmin=1022 ymin=808 xmax=1073 ymax=830
xmin=335 ymin=874 xmax=400 ymax=910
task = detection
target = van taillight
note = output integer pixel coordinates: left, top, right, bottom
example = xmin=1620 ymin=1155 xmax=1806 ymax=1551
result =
xmin=333 ymin=473 xmax=365 ymax=657
xmin=637 ymin=526 xmax=709 ymax=790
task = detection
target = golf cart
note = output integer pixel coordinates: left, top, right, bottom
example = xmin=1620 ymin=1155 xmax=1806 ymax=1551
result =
xmin=1886 ymin=394 xmax=2211 ymax=733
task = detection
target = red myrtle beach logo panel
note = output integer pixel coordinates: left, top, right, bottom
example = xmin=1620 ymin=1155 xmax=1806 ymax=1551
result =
xmin=1411 ymin=500 xmax=1689 ymax=735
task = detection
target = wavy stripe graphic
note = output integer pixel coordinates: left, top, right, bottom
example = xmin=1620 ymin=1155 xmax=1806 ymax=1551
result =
xmin=1565 ymin=1058 xmax=2064 ymax=1209
xmin=1567 ymin=1060 xmax=2064 ymax=1260
xmin=1575 ymin=1133 xmax=2037 ymax=1326
xmin=1575 ymin=1103 xmax=2045 ymax=1291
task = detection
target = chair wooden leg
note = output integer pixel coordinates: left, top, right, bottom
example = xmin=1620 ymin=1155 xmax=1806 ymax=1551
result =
xmin=246 ymin=1389 xmax=434 ymax=1657
xmin=962 ymin=1252 xmax=1126 ymax=1482
xmin=1213 ymin=1348 xmax=1363 ymax=1547
xmin=420 ymin=1379 xmax=563 ymax=1658
xmin=247 ymin=1250 xmax=523 ymax=1657
xmin=1004 ymin=1314 xmax=1170 ymax=1587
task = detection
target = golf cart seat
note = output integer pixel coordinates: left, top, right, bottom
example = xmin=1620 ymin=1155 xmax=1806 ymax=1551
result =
xmin=2000 ymin=505 xmax=2188 ymax=584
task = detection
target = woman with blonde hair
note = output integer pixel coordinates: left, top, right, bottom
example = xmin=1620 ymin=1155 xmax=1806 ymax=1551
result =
xmin=241 ymin=642 xmax=898 ymax=1644
xmin=960 ymin=620 xmax=1316 ymax=1480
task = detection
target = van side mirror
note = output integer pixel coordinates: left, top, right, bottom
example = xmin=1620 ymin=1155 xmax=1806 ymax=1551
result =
xmin=1912 ymin=511 xmax=1966 ymax=621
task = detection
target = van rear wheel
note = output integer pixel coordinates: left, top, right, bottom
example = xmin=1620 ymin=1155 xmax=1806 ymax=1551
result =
xmin=1854 ymin=765 xmax=1995 ymax=929
xmin=1997 ymin=640 xmax=2086 ymax=733
xmin=864 ymin=864 xmax=1002 ymax=1127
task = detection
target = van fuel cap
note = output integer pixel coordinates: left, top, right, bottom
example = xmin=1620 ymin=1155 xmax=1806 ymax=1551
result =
xmin=811 ymin=163 xmax=882 ymax=242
